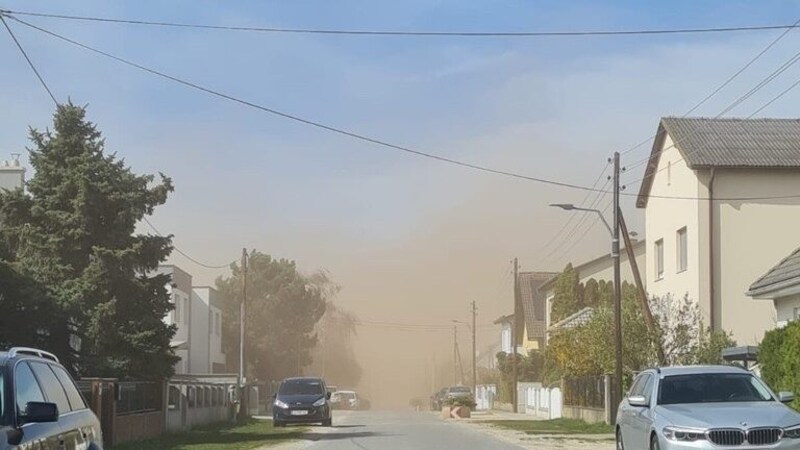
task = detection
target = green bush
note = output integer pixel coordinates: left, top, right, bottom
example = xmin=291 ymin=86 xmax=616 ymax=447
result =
xmin=443 ymin=396 xmax=476 ymax=408
xmin=760 ymin=321 xmax=800 ymax=410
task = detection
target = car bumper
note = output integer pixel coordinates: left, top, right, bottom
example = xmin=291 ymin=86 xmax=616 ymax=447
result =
xmin=657 ymin=436 xmax=800 ymax=449
xmin=273 ymin=405 xmax=330 ymax=423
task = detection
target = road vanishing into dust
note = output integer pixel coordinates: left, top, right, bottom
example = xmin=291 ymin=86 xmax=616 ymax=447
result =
xmin=281 ymin=410 xmax=523 ymax=450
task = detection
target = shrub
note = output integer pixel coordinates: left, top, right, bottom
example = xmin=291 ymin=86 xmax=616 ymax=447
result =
xmin=760 ymin=321 xmax=800 ymax=410
xmin=444 ymin=396 xmax=476 ymax=408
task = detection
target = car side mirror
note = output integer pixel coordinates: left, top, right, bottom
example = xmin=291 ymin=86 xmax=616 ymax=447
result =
xmin=779 ymin=392 xmax=795 ymax=403
xmin=628 ymin=395 xmax=648 ymax=407
xmin=326 ymin=392 xmax=332 ymax=400
xmin=22 ymin=402 xmax=58 ymax=424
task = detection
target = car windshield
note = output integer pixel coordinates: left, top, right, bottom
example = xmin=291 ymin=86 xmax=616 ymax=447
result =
xmin=279 ymin=379 xmax=324 ymax=396
xmin=449 ymin=387 xmax=471 ymax=393
xmin=658 ymin=373 xmax=774 ymax=405
xmin=339 ymin=392 xmax=356 ymax=400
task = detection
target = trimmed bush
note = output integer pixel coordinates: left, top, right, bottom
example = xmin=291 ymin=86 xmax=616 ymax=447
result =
xmin=759 ymin=320 xmax=800 ymax=410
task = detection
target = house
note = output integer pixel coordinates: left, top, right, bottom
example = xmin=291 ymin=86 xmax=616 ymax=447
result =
xmin=518 ymin=271 xmax=557 ymax=351
xmin=746 ymin=247 xmax=800 ymax=328
xmin=476 ymin=342 xmax=501 ymax=370
xmin=0 ymin=154 xmax=25 ymax=191
xmin=158 ymin=265 xmax=193 ymax=374
xmin=191 ymin=286 xmax=227 ymax=374
xmin=494 ymin=314 xmax=517 ymax=355
xmin=539 ymin=240 xmax=646 ymax=341
xmin=637 ymin=117 xmax=800 ymax=344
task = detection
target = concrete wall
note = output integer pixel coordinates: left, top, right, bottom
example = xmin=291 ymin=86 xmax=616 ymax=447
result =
xmin=562 ymin=405 xmax=607 ymax=424
xmin=0 ymin=158 xmax=25 ymax=191
xmin=713 ymin=169 xmax=800 ymax=344
xmin=774 ymin=294 xmax=800 ymax=327
xmin=644 ymin=138 xmax=704 ymax=316
xmin=190 ymin=290 xmax=210 ymax=374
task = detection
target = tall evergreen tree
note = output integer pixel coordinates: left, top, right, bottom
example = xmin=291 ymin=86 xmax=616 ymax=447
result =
xmin=0 ymin=103 xmax=178 ymax=379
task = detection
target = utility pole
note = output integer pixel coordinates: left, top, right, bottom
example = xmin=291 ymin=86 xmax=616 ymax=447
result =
xmin=612 ymin=152 xmax=623 ymax=422
xmin=512 ymin=257 xmax=519 ymax=413
xmin=238 ymin=248 xmax=248 ymax=420
xmin=471 ymin=300 xmax=477 ymax=396
xmin=453 ymin=325 xmax=458 ymax=385
xmin=432 ymin=352 xmax=436 ymax=393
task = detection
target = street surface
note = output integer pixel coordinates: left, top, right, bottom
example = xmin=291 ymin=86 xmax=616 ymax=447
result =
xmin=273 ymin=410 xmax=523 ymax=450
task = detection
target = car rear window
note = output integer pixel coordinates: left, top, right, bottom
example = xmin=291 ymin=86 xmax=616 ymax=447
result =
xmin=450 ymin=387 xmax=471 ymax=393
xmin=658 ymin=373 xmax=773 ymax=405
xmin=50 ymin=365 xmax=87 ymax=411
xmin=279 ymin=379 xmax=324 ymax=396
xmin=29 ymin=362 xmax=71 ymax=414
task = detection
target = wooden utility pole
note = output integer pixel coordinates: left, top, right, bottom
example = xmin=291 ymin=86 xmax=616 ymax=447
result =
xmin=238 ymin=248 xmax=248 ymax=420
xmin=512 ymin=257 xmax=519 ymax=413
xmin=471 ymin=301 xmax=477 ymax=395
xmin=612 ymin=153 xmax=623 ymax=423
xmin=619 ymin=210 xmax=665 ymax=365
xmin=453 ymin=325 xmax=458 ymax=385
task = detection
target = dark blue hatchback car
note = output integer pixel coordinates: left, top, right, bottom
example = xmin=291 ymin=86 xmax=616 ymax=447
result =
xmin=272 ymin=377 xmax=332 ymax=427
xmin=0 ymin=347 xmax=103 ymax=450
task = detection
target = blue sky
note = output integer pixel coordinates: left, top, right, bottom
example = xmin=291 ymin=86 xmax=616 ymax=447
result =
xmin=3 ymin=0 xmax=800 ymax=399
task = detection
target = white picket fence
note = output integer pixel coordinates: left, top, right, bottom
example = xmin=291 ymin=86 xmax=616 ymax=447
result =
xmin=519 ymin=382 xmax=562 ymax=419
xmin=475 ymin=384 xmax=496 ymax=410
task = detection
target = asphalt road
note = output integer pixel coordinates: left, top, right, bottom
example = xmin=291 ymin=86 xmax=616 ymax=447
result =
xmin=288 ymin=410 xmax=522 ymax=450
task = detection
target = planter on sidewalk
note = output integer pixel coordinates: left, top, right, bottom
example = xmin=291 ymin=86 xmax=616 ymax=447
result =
xmin=441 ymin=406 xmax=471 ymax=419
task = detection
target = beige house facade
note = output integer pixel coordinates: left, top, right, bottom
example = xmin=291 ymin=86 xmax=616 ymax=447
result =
xmin=637 ymin=117 xmax=800 ymax=345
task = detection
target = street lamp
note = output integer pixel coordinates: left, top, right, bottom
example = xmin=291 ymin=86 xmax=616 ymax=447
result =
xmin=550 ymin=202 xmax=623 ymax=417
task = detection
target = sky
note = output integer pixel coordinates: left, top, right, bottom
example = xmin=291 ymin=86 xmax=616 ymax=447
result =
xmin=3 ymin=0 xmax=800 ymax=405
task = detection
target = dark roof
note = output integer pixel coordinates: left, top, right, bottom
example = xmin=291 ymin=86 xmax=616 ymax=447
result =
xmin=746 ymin=247 xmax=800 ymax=297
xmin=637 ymin=117 xmax=800 ymax=208
xmin=518 ymin=271 xmax=557 ymax=341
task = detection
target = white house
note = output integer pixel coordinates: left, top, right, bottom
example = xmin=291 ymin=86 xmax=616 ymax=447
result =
xmin=494 ymin=314 xmax=519 ymax=355
xmin=191 ymin=286 xmax=227 ymax=374
xmin=747 ymin=247 xmax=800 ymax=328
xmin=158 ymin=265 xmax=193 ymax=374
xmin=636 ymin=117 xmax=800 ymax=344
xmin=0 ymin=154 xmax=25 ymax=191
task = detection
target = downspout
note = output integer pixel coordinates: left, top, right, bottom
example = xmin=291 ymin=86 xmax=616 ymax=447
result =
xmin=708 ymin=168 xmax=716 ymax=331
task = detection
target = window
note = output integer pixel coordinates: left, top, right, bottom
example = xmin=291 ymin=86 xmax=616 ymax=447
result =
xmin=184 ymin=297 xmax=189 ymax=324
xmin=655 ymin=239 xmax=664 ymax=280
xmin=174 ymin=296 xmax=181 ymax=323
xmin=29 ymin=362 xmax=71 ymax=415
xmin=658 ymin=373 xmax=772 ymax=405
xmin=216 ymin=312 xmax=221 ymax=336
xmin=677 ymin=227 xmax=688 ymax=272
xmin=50 ymin=365 xmax=87 ymax=411
xmin=15 ymin=362 xmax=45 ymax=415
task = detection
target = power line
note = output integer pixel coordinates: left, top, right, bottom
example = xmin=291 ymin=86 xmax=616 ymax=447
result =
xmin=8 ymin=15 xmax=800 ymax=203
xmin=620 ymin=16 xmax=800 ymax=157
xmin=4 ymin=15 xmax=611 ymax=197
xmin=142 ymin=217 xmax=234 ymax=270
xmin=0 ymin=14 xmax=58 ymax=104
xmin=5 ymin=9 xmax=800 ymax=37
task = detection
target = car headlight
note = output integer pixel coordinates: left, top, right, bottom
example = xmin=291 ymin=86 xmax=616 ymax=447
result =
xmin=313 ymin=398 xmax=326 ymax=407
xmin=274 ymin=399 xmax=289 ymax=409
xmin=663 ymin=426 xmax=707 ymax=442
xmin=784 ymin=425 xmax=800 ymax=439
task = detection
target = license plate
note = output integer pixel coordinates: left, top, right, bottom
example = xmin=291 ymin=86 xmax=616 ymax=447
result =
xmin=290 ymin=410 xmax=309 ymax=416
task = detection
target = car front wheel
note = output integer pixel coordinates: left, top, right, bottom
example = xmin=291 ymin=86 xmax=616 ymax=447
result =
xmin=616 ymin=428 xmax=624 ymax=450
xmin=650 ymin=434 xmax=660 ymax=450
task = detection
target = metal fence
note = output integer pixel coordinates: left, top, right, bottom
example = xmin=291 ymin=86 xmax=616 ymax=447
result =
xmin=116 ymin=381 xmax=162 ymax=415
xmin=563 ymin=376 xmax=606 ymax=409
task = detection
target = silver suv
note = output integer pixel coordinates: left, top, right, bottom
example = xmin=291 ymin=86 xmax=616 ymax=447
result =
xmin=616 ymin=365 xmax=800 ymax=449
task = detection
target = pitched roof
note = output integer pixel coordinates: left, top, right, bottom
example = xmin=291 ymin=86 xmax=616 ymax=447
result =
xmin=548 ymin=307 xmax=594 ymax=332
xmin=746 ymin=247 xmax=800 ymax=298
xmin=637 ymin=117 xmax=800 ymax=208
xmin=518 ymin=271 xmax=557 ymax=341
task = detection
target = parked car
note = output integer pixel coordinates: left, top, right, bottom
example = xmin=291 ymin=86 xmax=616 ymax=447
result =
xmin=444 ymin=386 xmax=474 ymax=404
xmin=430 ymin=387 xmax=447 ymax=410
xmin=616 ymin=365 xmax=800 ymax=450
xmin=272 ymin=377 xmax=332 ymax=427
xmin=0 ymin=347 xmax=103 ymax=450
xmin=331 ymin=390 xmax=359 ymax=410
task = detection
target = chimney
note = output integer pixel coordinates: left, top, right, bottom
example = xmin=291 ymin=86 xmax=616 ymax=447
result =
xmin=0 ymin=153 xmax=26 ymax=191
